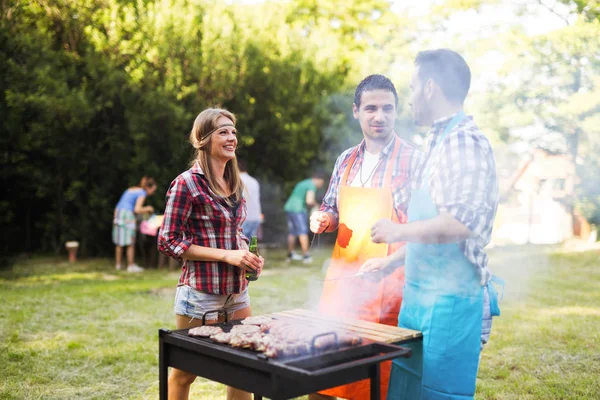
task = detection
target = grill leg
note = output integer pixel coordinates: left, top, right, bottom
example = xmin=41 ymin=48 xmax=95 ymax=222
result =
xmin=159 ymin=335 xmax=168 ymax=400
xmin=370 ymin=363 xmax=380 ymax=400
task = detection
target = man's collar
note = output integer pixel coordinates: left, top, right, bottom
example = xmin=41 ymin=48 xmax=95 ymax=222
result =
xmin=432 ymin=112 xmax=459 ymax=129
xmin=358 ymin=133 xmax=397 ymax=157
xmin=381 ymin=134 xmax=397 ymax=156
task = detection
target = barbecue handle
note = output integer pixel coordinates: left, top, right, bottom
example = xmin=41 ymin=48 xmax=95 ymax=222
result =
xmin=201 ymin=308 xmax=228 ymax=325
xmin=301 ymin=343 xmax=412 ymax=378
xmin=310 ymin=332 xmax=339 ymax=355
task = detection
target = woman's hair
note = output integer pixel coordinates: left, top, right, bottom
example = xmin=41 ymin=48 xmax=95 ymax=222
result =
xmin=189 ymin=108 xmax=243 ymax=204
xmin=138 ymin=176 xmax=156 ymax=190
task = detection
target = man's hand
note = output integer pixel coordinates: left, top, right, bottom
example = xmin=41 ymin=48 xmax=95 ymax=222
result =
xmin=310 ymin=211 xmax=330 ymax=234
xmin=358 ymin=257 xmax=399 ymax=282
xmin=359 ymin=257 xmax=389 ymax=274
xmin=371 ymin=219 xmax=402 ymax=243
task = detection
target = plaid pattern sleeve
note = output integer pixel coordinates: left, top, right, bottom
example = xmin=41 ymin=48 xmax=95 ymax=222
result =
xmin=319 ymin=147 xmax=353 ymax=222
xmin=158 ymin=176 xmax=193 ymax=259
xmin=424 ymin=115 xmax=499 ymax=284
xmin=320 ymin=135 xmax=422 ymax=223
xmin=158 ymin=164 xmax=247 ymax=294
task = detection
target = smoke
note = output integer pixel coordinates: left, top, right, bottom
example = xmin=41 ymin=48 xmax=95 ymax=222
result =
xmin=302 ymin=254 xmax=407 ymax=327
xmin=487 ymin=244 xmax=553 ymax=303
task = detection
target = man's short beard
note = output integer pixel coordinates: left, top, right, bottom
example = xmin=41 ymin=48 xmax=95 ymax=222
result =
xmin=367 ymin=129 xmax=394 ymax=146
xmin=414 ymin=101 xmax=432 ymax=126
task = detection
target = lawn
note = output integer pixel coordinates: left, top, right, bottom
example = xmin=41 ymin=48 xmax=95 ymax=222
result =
xmin=1 ymin=243 xmax=598 ymax=399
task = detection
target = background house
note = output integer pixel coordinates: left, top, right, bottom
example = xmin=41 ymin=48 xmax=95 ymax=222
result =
xmin=493 ymin=147 xmax=576 ymax=245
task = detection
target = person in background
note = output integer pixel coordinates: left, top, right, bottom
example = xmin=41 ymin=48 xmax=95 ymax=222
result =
xmin=238 ymin=159 xmax=262 ymax=238
xmin=309 ymin=74 xmax=421 ymax=400
xmin=284 ymin=170 xmax=326 ymax=264
xmin=363 ymin=49 xmax=502 ymax=400
xmin=113 ymin=176 xmax=157 ymax=272
xmin=158 ymin=108 xmax=264 ymax=400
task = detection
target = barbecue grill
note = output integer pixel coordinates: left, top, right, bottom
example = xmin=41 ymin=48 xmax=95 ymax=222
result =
xmin=159 ymin=309 xmax=422 ymax=400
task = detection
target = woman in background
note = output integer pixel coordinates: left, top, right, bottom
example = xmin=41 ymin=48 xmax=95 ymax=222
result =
xmin=113 ymin=176 xmax=157 ymax=272
xmin=158 ymin=108 xmax=264 ymax=400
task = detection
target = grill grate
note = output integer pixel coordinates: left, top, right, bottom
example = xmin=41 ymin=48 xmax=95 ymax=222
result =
xmin=159 ymin=309 xmax=422 ymax=400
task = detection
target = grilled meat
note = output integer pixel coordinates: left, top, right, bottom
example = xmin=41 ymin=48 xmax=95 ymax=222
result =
xmin=207 ymin=318 xmax=362 ymax=358
xmin=210 ymin=332 xmax=233 ymax=344
xmin=241 ymin=316 xmax=273 ymax=326
xmin=230 ymin=332 xmax=264 ymax=350
xmin=188 ymin=325 xmax=224 ymax=337
xmin=230 ymin=324 xmax=261 ymax=334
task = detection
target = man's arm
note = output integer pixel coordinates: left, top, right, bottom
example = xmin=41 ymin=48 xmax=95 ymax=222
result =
xmin=359 ymin=246 xmax=407 ymax=279
xmin=434 ymin=127 xmax=497 ymax=242
xmin=305 ymin=190 xmax=316 ymax=208
xmin=374 ymin=127 xmax=495 ymax=245
xmin=371 ymin=212 xmax=471 ymax=244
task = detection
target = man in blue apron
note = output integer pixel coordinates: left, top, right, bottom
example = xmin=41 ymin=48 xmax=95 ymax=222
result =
xmin=361 ymin=49 xmax=503 ymax=399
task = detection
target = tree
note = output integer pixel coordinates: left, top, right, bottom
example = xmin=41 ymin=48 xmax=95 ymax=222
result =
xmin=479 ymin=0 xmax=600 ymax=223
xmin=1 ymin=0 xmax=406 ymax=261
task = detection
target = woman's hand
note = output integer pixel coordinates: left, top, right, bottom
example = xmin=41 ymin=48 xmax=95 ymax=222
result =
xmin=310 ymin=211 xmax=330 ymax=234
xmin=225 ymin=250 xmax=264 ymax=274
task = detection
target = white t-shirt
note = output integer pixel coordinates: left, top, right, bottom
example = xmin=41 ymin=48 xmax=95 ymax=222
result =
xmin=240 ymin=172 xmax=262 ymax=221
xmin=349 ymin=150 xmax=380 ymax=187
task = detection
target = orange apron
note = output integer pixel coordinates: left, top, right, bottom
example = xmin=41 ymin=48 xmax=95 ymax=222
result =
xmin=319 ymin=139 xmax=405 ymax=400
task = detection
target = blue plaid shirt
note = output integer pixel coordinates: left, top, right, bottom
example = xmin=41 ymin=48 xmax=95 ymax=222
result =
xmin=416 ymin=113 xmax=499 ymax=284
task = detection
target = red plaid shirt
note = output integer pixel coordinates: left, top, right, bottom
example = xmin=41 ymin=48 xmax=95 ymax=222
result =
xmin=158 ymin=163 xmax=248 ymax=294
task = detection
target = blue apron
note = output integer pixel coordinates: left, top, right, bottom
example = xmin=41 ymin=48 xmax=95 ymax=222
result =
xmin=388 ymin=112 xmax=499 ymax=400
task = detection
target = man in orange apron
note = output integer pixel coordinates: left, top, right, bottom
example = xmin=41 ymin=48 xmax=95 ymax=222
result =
xmin=309 ymin=74 xmax=421 ymax=400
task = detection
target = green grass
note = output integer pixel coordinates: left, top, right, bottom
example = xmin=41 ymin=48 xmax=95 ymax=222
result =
xmin=477 ymin=246 xmax=600 ymax=400
xmin=1 ymin=245 xmax=598 ymax=399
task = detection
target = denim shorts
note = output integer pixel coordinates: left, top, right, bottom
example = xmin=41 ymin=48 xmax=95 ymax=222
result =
xmin=174 ymin=285 xmax=250 ymax=322
xmin=286 ymin=212 xmax=309 ymax=235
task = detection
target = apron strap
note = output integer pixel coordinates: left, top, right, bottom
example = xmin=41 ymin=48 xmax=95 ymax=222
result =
xmin=341 ymin=135 xmax=402 ymax=188
xmin=341 ymin=146 xmax=359 ymax=187
xmin=421 ymin=111 xmax=467 ymax=179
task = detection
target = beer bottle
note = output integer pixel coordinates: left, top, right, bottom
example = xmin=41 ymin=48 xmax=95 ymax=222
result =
xmin=246 ymin=236 xmax=259 ymax=281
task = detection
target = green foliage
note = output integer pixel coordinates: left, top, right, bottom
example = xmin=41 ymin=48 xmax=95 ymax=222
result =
xmin=468 ymin=0 xmax=600 ymax=224
xmin=576 ymin=158 xmax=600 ymax=224
xmin=2 ymin=0 xmax=402 ymax=261
xmin=3 ymin=0 xmax=600 ymax=261
xmin=559 ymin=0 xmax=600 ymax=22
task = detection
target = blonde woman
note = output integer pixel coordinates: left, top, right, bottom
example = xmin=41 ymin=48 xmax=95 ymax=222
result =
xmin=113 ymin=176 xmax=156 ymax=272
xmin=158 ymin=108 xmax=264 ymax=400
